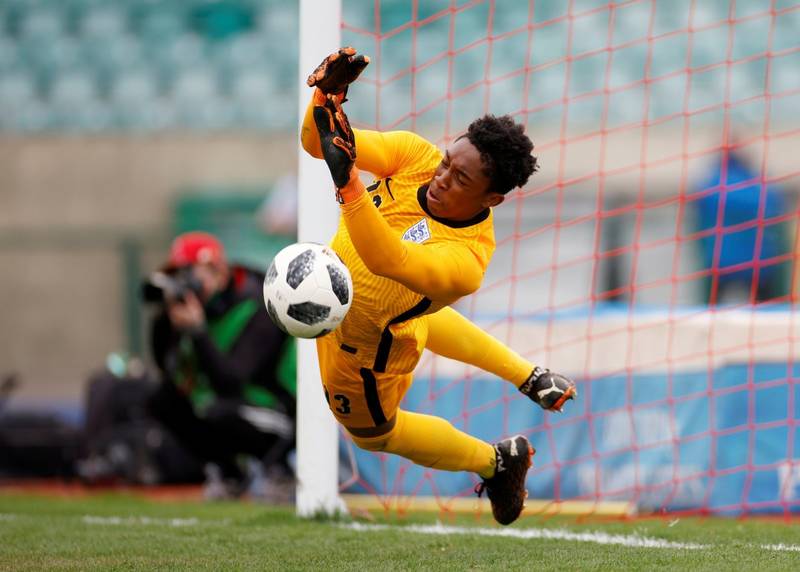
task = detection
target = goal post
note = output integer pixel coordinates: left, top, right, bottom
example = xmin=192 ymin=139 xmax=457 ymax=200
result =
xmin=295 ymin=0 xmax=344 ymax=517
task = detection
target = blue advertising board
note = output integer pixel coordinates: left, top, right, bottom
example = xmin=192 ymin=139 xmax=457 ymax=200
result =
xmin=344 ymin=362 xmax=800 ymax=514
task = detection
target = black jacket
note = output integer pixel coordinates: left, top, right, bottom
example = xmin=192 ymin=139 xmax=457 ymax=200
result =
xmin=150 ymin=265 xmax=294 ymax=418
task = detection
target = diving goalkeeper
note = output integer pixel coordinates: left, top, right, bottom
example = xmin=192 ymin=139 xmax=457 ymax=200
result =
xmin=301 ymin=47 xmax=576 ymax=526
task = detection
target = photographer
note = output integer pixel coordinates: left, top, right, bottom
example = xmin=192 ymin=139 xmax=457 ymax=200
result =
xmin=145 ymin=231 xmax=295 ymax=500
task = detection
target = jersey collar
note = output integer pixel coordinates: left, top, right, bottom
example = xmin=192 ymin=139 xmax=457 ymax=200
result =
xmin=417 ymin=185 xmax=491 ymax=229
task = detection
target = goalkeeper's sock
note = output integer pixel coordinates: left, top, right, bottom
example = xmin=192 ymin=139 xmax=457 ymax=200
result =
xmin=349 ymin=409 xmax=497 ymax=479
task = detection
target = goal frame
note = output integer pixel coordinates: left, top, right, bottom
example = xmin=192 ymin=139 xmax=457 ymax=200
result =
xmin=295 ymin=0 xmax=344 ymax=517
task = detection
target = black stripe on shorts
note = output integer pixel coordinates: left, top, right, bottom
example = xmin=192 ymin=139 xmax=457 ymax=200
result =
xmin=359 ymin=368 xmax=387 ymax=426
xmin=373 ymin=297 xmax=432 ymax=372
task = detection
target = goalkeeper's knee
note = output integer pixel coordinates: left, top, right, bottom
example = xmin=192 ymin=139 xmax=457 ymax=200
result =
xmin=347 ymin=426 xmax=394 ymax=452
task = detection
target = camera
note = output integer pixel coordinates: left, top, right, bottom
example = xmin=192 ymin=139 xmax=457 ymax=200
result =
xmin=141 ymin=267 xmax=204 ymax=304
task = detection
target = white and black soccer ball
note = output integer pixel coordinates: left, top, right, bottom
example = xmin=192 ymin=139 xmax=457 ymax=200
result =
xmin=262 ymin=242 xmax=353 ymax=339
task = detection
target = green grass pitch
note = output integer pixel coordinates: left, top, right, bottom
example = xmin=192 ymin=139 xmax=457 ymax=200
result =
xmin=1 ymin=492 xmax=799 ymax=571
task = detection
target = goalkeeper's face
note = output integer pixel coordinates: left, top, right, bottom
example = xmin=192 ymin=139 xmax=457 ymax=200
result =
xmin=427 ymin=137 xmax=504 ymax=221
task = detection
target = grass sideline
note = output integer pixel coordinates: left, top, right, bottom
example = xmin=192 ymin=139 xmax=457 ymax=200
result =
xmin=1 ymin=492 xmax=799 ymax=571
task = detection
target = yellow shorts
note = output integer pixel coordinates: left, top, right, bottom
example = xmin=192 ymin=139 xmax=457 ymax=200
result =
xmin=316 ymin=333 xmax=413 ymax=430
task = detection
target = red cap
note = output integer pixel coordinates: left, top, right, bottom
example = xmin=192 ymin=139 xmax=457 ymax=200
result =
xmin=165 ymin=231 xmax=226 ymax=269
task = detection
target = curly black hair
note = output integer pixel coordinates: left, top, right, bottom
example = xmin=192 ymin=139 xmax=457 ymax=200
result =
xmin=462 ymin=114 xmax=538 ymax=195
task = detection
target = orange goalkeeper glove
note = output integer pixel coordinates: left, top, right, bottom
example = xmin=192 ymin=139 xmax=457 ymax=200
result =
xmin=313 ymin=93 xmax=361 ymax=200
xmin=518 ymin=367 xmax=577 ymax=412
xmin=307 ymin=47 xmax=370 ymax=98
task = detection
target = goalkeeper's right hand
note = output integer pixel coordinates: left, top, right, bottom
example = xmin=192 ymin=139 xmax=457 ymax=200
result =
xmin=518 ymin=367 xmax=577 ymax=412
xmin=307 ymin=47 xmax=370 ymax=97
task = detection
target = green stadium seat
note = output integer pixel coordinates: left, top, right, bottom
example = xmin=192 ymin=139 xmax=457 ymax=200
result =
xmin=190 ymin=0 xmax=255 ymax=41
xmin=17 ymin=31 xmax=62 ymax=66
xmin=79 ymin=5 xmax=127 ymax=40
xmin=47 ymin=72 xmax=100 ymax=129
xmin=112 ymin=97 xmax=177 ymax=131
xmin=82 ymin=34 xmax=147 ymax=96
xmin=18 ymin=6 xmax=66 ymax=40
xmin=0 ymin=70 xmax=35 ymax=108
xmin=134 ymin=7 xmax=186 ymax=45
xmin=572 ymin=10 xmax=611 ymax=55
xmin=254 ymin=3 xmax=296 ymax=37
xmin=528 ymin=63 xmax=565 ymax=107
xmin=231 ymin=68 xmax=274 ymax=102
xmin=110 ymin=69 xmax=159 ymax=103
xmin=171 ymin=67 xmax=218 ymax=102
xmin=155 ymin=33 xmax=206 ymax=78
xmin=0 ymin=97 xmax=51 ymax=132
xmin=231 ymin=67 xmax=295 ymax=130
xmin=169 ymin=67 xmax=232 ymax=129
xmin=215 ymin=32 xmax=271 ymax=74
xmin=55 ymin=100 xmax=113 ymax=132
xmin=176 ymin=97 xmax=236 ymax=130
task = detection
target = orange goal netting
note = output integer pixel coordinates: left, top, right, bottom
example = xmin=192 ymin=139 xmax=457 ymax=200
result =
xmin=335 ymin=0 xmax=800 ymax=517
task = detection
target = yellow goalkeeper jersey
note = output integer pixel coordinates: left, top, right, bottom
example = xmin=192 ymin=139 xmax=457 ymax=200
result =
xmin=325 ymin=127 xmax=497 ymax=374
xmin=301 ymin=97 xmax=497 ymax=374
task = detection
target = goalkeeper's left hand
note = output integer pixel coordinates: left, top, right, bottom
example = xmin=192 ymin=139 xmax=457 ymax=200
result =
xmin=307 ymin=47 xmax=370 ymax=97
xmin=518 ymin=367 xmax=577 ymax=412
xmin=313 ymin=93 xmax=358 ymax=197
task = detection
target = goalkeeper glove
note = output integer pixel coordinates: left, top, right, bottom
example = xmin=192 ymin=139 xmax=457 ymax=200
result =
xmin=307 ymin=47 xmax=370 ymax=98
xmin=313 ymin=93 xmax=357 ymax=195
xmin=518 ymin=367 xmax=576 ymax=412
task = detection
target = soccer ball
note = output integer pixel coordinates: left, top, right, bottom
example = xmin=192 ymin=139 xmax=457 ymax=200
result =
xmin=262 ymin=242 xmax=353 ymax=338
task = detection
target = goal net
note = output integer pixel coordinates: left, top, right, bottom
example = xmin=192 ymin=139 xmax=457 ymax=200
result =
xmin=302 ymin=0 xmax=800 ymax=517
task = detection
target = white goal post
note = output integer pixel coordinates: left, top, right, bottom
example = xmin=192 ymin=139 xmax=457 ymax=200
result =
xmin=295 ymin=0 xmax=345 ymax=517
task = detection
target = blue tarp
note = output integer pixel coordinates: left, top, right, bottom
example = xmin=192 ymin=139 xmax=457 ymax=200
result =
xmin=344 ymin=362 xmax=800 ymax=514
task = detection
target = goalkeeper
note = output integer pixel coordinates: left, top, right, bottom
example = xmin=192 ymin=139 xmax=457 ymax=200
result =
xmin=301 ymin=47 xmax=576 ymax=525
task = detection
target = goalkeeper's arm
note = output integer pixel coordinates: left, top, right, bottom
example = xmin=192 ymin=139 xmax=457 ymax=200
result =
xmin=301 ymin=91 xmax=439 ymax=181
xmin=311 ymin=91 xmax=485 ymax=304
xmin=301 ymin=47 xmax=439 ymax=179
xmin=340 ymin=189 xmax=484 ymax=304
xmin=301 ymin=47 xmax=386 ymax=169
xmin=300 ymin=88 xmax=331 ymax=160
xmin=426 ymin=307 xmax=577 ymax=412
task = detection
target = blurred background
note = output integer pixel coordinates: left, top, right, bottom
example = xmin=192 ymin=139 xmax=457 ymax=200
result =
xmin=1 ymin=0 xmax=799 ymax=508
xmin=0 ymin=0 xmax=301 ymax=409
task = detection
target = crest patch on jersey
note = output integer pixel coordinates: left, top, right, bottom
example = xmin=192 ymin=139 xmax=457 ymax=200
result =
xmin=402 ymin=218 xmax=432 ymax=244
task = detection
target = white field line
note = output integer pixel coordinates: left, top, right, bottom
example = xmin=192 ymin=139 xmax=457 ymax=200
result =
xmin=17 ymin=514 xmax=800 ymax=554
xmin=760 ymin=544 xmax=800 ymax=552
xmin=81 ymin=515 xmax=229 ymax=527
xmin=341 ymin=521 xmax=703 ymax=550
xmin=342 ymin=521 xmax=800 ymax=553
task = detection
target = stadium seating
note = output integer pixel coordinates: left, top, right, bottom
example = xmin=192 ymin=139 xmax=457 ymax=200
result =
xmin=0 ymin=0 xmax=794 ymax=133
xmin=0 ymin=0 xmax=285 ymax=131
